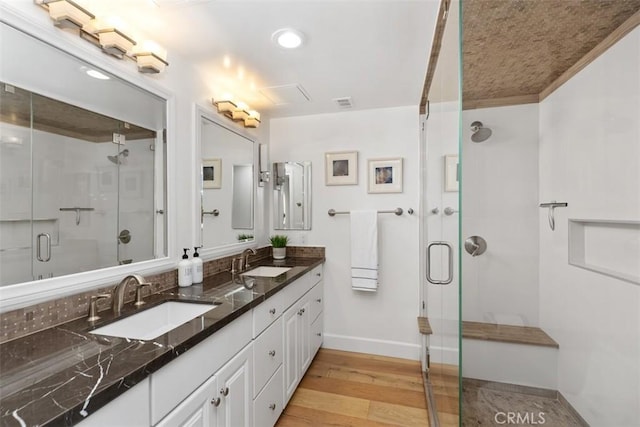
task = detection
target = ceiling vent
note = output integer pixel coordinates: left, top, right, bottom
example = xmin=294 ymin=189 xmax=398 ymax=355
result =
xmin=333 ymin=97 xmax=353 ymax=109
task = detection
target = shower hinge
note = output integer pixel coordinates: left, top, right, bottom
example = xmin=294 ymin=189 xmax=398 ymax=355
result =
xmin=112 ymin=133 xmax=126 ymax=145
xmin=162 ymin=129 xmax=167 ymax=144
xmin=422 ymin=301 xmax=425 ymax=310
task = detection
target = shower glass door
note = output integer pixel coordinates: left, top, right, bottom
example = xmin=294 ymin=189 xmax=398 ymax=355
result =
xmin=420 ymin=0 xmax=461 ymax=424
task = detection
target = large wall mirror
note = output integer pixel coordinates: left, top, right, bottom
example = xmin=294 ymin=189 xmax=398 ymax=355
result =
xmin=273 ymin=161 xmax=311 ymax=230
xmin=199 ymin=114 xmax=255 ymax=251
xmin=0 ymin=22 xmax=167 ymax=304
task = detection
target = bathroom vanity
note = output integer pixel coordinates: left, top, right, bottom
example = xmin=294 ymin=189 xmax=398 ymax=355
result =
xmin=0 ymin=257 xmax=324 ymax=426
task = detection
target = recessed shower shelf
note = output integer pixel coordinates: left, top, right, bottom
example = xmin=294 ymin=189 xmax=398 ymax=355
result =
xmin=568 ymin=219 xmax=640 ymax=286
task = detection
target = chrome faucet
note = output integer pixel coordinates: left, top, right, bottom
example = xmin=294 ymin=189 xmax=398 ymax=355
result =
xmin=112 ymin=274 xmax=149 ymax=316
xmin=241 ymin=248 xmax=257 ymax=271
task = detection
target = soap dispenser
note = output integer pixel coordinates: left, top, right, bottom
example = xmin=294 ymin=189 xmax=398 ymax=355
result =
xmin=192 ymin=246 xmax=203 ymax=284
xmin=178 ymin=248 xmax=193 ymax=287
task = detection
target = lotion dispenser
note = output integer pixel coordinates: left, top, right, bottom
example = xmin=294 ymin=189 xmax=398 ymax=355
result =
xmin=192 ymin=246 xmax=203 ymax=284
xmin=178 ymin=248 xmax=193 ymax=287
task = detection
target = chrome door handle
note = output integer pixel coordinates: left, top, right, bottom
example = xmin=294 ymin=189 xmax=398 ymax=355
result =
xmin=426 ymin=241 xmax=453 ymax=285
xmin=220 ymin=387 xmax=229 ymax=396
xmin=211 ymin=397 xmax=221 ymax=406
xmin=36 ymin=233 xmax=51 ymax=262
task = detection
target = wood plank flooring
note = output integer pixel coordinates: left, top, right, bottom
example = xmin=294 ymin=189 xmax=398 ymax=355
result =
xmin=428 ymin=363 xmax=460 ymax=427
xmin=276 ymin=348 xmax=430 ymax=426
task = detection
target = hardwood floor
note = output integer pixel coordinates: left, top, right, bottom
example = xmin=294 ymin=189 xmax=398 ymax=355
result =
xmin=276 ymin=348 xmax=430 ymax=426
xmin=428 ymin=363 xmax=459 ymax=427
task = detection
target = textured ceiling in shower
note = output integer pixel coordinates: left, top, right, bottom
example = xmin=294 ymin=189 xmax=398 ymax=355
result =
xmin=0 ymin=84 xmax=156 ymax=143
xmin=462 ymin=0 xmax=640 ymax=109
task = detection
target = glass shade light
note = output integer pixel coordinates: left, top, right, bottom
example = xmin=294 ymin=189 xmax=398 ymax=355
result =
xmin=213 ymin=98 xmax=237 ymax=114
xmin=134 ymin=52 xmax=169 ymax=73
xmin=231 ymin=102 xmax=250 ymax=121
xmin=47 ymin=0 xmax=94 ymax=29
xmin=244 ymin=110 xmax=261 ymax=128
xmin=94 ymin=27 xmax=136 ymax=58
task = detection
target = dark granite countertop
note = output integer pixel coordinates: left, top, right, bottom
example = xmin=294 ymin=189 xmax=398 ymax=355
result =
xmin=0 ymin=256 xmax=324 ymax=426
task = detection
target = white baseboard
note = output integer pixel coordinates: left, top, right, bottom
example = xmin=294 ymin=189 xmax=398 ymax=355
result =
xmin=323 ymin=333 xmax=421 ymax=360
xmin=429 ymin=345 xmax=459 ymax=365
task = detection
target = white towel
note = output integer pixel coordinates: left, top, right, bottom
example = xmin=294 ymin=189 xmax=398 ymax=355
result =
xmin=350 ymin=210 xmax=378 ymax=291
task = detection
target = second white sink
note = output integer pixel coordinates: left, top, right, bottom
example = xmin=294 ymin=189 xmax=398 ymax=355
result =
xmin=90 ymin=301 xmax=217 ymax=340
xmin=241 ymin=266 xmax=291 ymax=278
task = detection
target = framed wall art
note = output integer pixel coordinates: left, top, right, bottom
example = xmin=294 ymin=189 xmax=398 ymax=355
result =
xmin=325 ymin=151 xmax=358 ymax=185
xmin=368 ymin=157 xmax=403 ymax=193
xmin=203 ymin=158 xmax=222 ymax=189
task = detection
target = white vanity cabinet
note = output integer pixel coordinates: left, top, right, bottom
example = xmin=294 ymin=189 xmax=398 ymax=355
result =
xmin=79 ymin=263 xmax=323 ymax=427
xmin=282 ymin=267 xmax=324 ymax=404
xmin=156 ymin=343 xmax=252 ymax=427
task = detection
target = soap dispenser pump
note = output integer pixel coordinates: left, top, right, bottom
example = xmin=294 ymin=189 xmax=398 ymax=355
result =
xmin=192 ymin=246 xmax=203 ymax=284
xmin=178 ymin=248 xmax=193 ymax=287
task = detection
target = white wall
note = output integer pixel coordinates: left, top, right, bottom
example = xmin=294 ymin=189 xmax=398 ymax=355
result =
xmin=461 ymin=104 xmax=540 ymax=326
xmin=270 ymin=106 xmax=422 ymax=360
xmin=539 ymin=28 xmax=640 ymax=427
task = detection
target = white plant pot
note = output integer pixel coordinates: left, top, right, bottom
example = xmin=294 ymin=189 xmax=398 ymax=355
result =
xmin=272 ymin=247 xmax=286 ymax=260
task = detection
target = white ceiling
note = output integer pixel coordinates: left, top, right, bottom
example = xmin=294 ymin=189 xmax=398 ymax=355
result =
xmin=88 ymin=0 xmax=440 ymax=119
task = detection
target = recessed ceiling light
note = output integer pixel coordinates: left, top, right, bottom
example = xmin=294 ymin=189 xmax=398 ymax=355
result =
xmin=85 ymin=69 xmax=110 ymax=80
xmin=272 ymin=28 xmax=305 ymax=49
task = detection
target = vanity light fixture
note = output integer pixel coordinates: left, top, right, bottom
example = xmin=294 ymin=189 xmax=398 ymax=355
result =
xmin=244 ymin=110 xmax=261 ymax=128
xmin=44 ymin=0 xmax=94 ymax=29
xmin=211 ymin=98 xmax=260 ymax=129
xmin=36 ymin=1 xmax=169 ymax=75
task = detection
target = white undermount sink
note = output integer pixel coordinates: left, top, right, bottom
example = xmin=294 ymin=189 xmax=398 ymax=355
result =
xmin=241 ymin=266 xmax=291 ymax=278
xmin=90 ymin=301 xmax=217 ymax=340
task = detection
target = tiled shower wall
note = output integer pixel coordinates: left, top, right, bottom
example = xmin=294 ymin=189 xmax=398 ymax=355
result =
xmin=0 ymin=245 xmax=324 ymax=343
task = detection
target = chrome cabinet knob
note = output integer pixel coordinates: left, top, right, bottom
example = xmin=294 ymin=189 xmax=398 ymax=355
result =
xmin=220 ymin=387 xmax=229 ymax=396
xmin=211 ymin=397 xmax=221 ymax=406
xmin=269 ymin=403 xmax=276 ymax=411
xmin=269 ymin=350 xmax=276 ymax=357
xmin=316 ymin=273 xmax=321 ymax=277
xmin=269 ymin=308 xmax=276 ymax=315
xmin=316 ymin=298 xmax=322 ymax=303
xmin=316 ymin=333 xmax=322 ymax=337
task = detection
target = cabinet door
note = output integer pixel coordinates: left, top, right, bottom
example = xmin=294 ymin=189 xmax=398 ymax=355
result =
xmin=298 ymin=298 xmax=312 ymax=374
xmin=217 ymin=344 xmax=253 ymax=427
xmin=282 ymin=302 xmax=300 ymax=404
xmin=156 ymin=374 xmax=218 ymax=427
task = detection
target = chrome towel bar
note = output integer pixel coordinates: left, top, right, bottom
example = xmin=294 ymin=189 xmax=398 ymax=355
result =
xmin=328 ymin=207 xmax=414 ymax=216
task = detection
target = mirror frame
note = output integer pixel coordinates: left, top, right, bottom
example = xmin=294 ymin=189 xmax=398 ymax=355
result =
xmin=194 ymin=104 xmax=258 ymax=260
xmin=0 ymin=7 xmax=176 ymax=313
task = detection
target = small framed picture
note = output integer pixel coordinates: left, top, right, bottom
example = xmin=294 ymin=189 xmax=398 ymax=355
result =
xmin=325 ymin=151 xmax=358 ymax=185
xmin=203 ymin=158 xmax=222 ymax=189
xmin=444 ymin=154 xmax=459 ymax=192
xmin=368 ymin=157 xmax=403 ymax=193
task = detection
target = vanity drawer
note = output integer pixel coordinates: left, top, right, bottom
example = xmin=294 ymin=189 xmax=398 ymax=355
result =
xmin=308 ymin=281 xmax=324 ymax=322
xmin=253 ymin=290 xmax=284 ymax=337
xmin=309 ymin=264 xmax=323 ymax=286
xmin=253 ymin=317 xmax=283 ymax=397
xmin=253 ymin=366 xmax=284 ymax=427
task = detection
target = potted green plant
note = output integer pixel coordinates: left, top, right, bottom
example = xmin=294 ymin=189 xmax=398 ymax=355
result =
xmin=270 ymin=235 xmax=289 ymax=260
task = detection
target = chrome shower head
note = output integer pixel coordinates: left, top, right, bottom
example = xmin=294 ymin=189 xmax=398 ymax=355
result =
xmin=107 ymin=149 xmax=129 ymax=165
xmin=470 ymin=121 xmax=492 ymax=143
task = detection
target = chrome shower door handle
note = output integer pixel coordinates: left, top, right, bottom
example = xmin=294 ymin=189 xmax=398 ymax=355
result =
xmin=426 ymin=241 xmax=453 ymax=285
xmin=36 ymin=233 xmax=51 ymax=262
